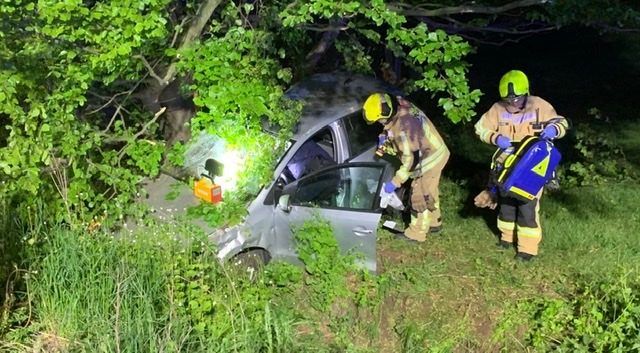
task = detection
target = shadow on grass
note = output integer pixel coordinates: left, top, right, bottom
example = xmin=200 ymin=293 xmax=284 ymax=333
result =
xmin=443 ymin=151 xmax=501 ymax=239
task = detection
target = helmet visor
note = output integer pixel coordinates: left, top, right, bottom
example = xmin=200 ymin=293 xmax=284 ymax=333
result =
xmin=503 ymin=95 xmax=526 ymax=106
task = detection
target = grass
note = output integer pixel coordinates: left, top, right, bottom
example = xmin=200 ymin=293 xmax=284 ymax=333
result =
xmin=365 ymin=177 xmax=640 ymax=352
xmin=0 ymin=220 xmax=304 ymax=352
xmin=1 ymin=121 xmax=640 ymax=352
xmin=2 ymin=179 xmax=640 ymax=352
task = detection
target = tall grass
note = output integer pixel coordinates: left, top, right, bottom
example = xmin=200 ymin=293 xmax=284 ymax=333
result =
xmin=0 ymin=220 xmax=298 ymax=352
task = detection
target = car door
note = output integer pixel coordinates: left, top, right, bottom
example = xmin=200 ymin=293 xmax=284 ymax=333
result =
xmin=272 ymin=163 xmax=387 ymax=273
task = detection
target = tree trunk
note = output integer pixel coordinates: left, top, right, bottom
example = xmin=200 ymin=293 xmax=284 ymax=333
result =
xmin=137 ymin=0 xmax=224 ymax=146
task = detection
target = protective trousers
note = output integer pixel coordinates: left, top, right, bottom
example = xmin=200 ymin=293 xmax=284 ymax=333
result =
xmin=404 ymin=159 xmax=447 ymax=242
xmin=496 ymin=189 xmax=543 ymax=255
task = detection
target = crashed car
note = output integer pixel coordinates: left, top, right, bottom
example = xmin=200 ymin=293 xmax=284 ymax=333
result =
xmin=138 ymin=72 xmax=405 ymax=273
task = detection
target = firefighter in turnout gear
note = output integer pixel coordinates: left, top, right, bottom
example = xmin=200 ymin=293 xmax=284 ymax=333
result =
xmin=363 ymin=93 xmax=450 ymax=242
xmin=474 ymin=70 xmax=570 ymax=261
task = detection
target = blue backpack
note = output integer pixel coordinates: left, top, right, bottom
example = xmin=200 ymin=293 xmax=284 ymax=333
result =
xmin=491 ymin=136 xmax=561 ymax=201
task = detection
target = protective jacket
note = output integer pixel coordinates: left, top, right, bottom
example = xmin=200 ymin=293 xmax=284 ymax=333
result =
xmin=384 ymin=99 xmax=450 ymax=188
xmin=383 ymin=98 xmax=449 ymax=241
xmin=474 ymin=96 xmax=570 ymax=145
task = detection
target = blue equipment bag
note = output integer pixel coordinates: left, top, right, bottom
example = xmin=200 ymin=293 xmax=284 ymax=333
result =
xmin=492 ymin=136 xmax=561 ymax=202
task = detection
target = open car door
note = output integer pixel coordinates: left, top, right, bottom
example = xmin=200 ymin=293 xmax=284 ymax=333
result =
xmin=273 ymin=162 xmax=388 ymax=273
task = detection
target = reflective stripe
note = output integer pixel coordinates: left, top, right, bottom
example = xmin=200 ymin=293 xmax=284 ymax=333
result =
xmin=507 ymin=186 xmax=535 ymax=201
xmin=422 ymin=119 xmax=443 ymax=150
xmin=416 ymin=145 xmax=448 ymax=175
xmin=474 ymin=115 xmax=493 ymax=142
xmin=398 ymin=117 xmax=448 ymax=180
xmin=410 ymin=211 xmax=430 ymax=232
xmin=554 ymin=119 xmax=570 ymax=137
xmin=517 ymin=225 xmax=541 ymax=238
xmin=497 ymin=219 xmax=514 ymax=231
xmin=396 ymin=131 xmax=413 ymax=182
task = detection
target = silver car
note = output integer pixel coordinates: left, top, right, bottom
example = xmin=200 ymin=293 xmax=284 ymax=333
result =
xmin=138 ymin=72 xmax=403 ymax=273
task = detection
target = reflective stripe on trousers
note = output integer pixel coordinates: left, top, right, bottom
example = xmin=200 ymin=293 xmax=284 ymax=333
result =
xmin=497 ymin=189 xmax=543 ymax=255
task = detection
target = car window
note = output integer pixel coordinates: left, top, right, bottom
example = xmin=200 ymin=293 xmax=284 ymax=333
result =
xmin=342 ymin=111 xmax=383 ymax=158
xmin=280 ymin=128 xmax=336 ymax=185
xmin=266 ymin=129 xmax=337 ymax=205
xmin=291 ymin=164 xmax=384 ymax=211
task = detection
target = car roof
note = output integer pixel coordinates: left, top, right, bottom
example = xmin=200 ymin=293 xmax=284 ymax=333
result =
xmin=285 ymin=72 xmax=403 ymax=140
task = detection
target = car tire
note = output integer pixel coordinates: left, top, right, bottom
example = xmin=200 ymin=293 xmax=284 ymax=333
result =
xmin=229 ymin=249 xmax=271 ymax=282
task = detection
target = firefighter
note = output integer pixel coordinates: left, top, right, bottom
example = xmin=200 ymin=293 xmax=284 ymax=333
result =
xmin=363 ymin=93 xmax=450 ymax=242
xmin=474 ymin=70 xmax=570 ymax=261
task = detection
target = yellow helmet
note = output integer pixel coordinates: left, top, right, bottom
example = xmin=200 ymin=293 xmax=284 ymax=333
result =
xmin=363 ymin=93 xmax=395 ymax=124
xmin=499 ymin=70 xmax=529 ymax=98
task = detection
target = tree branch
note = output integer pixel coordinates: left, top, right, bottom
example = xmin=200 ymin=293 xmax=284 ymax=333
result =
xmin=305 ymin=19 xmax=347 ymax=73
xmin=133 ymin=55 xmax=165 ymax=83
xmin=132 ymin=107 xmax=166 ymax=141
xmin=133 ymin=0 xmax=224 ymax=87
xmin=103 ymin=107 xmax=166 ymax=146
xmin=421 ymin=16 xmax=557 ymax=45
xmin=390 ymin=0 xmax=551 ymax=17
xmin=161 ymin=0 xmax=225 ymax=86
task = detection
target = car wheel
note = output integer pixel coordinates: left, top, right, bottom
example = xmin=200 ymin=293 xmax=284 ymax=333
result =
xmin=229 ymin=249 xmax=271 ymax=283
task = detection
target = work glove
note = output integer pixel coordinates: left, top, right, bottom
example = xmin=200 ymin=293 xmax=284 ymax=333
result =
xmin=473 ymin=189 xmax=498 ymax=210
xmin=412 ymin=194 xmax=437 ymax=212
xmin=540 ymin=125 xmax=558 ymax=139
xmin=383 ymin=181 xmax=398 ymax=194
xmin=378 ymin=134 xmax=387 ymax=146
xmin=496 ymin=135 xmax=511 ymax=149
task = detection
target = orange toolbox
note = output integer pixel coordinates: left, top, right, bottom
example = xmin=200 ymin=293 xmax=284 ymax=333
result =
xmin=194 ymin=176 xmax=222 ymax=203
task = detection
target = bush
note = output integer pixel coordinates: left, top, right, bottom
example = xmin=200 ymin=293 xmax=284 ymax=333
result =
xmin=502 ymin=270 xmax=640 ymax=352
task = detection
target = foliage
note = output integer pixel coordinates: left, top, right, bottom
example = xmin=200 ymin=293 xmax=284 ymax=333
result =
xmin=3 ymin=167 xmax=640 ymax=351
xmin=2 ymin=220 xmax=299 ymax=352
xmin=280 ymin=1 xmax=483 ymax=123
xmin=185 ymin=198 xmax=249 ymax=228
xmin=176 ymin=2 xmax=302 ymax=201
xmin=264 ymin=260 xmax=305 ymax=290
xmin=560 ymin=108 xmax=637 ymax=187
xmin=0 ymin=0 xmax=170 ymax=224
xmin=293 ymin=214 xmax=357 ymax=311
xmin=502 ymin=270 xmax=640 ymax=352
xmin=542 ymin=0 xmax=640 ymax=30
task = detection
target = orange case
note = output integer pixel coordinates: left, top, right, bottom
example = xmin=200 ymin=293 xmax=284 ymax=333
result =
xmin=194 ymin=178 xmax=222 ymax=203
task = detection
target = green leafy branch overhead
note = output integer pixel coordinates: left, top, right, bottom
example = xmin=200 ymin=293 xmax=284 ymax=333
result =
xmin=1 ymin=0 xmax=638 ymax=225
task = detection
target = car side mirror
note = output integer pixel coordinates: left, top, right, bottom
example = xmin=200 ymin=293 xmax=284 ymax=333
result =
xmin=278 ymin=194 xmax=292 ymax=213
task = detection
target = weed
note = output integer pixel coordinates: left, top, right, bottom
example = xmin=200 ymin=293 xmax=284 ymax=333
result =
xmin=293 ymin=213 xmax=356 ymax=311
xmin=500 ymin=269 xmax=640 ymax=352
